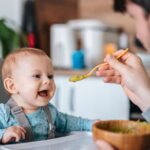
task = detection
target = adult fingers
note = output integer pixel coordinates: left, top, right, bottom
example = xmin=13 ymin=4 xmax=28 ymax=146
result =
xmin=103 ymin=76 xmax=121 ymax=84
xmin=105 ymin=55 xmax=129 ymax=75
xmin=96 ymin=140 xmax=116 ymax=150
xmin=96 ymin=69 xmax=120 ymax=77
xmin=113 ymin=51 xmax=143 ymax=69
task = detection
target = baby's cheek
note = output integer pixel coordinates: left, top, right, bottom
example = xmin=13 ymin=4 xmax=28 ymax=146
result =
xmin=50 ymin=83 xmax=56 ymax=95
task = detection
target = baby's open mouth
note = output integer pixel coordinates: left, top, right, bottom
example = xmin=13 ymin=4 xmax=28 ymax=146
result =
xmin=38 ymin=90 xmax=48 ymax=97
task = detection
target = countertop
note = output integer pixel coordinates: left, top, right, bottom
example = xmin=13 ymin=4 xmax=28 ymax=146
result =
xmin=54 ymin=69 xmax=96 ymax=76
xmin=54 ymin=68 xmax=150 ymax=77
xmin=53 ymin=51 xmax=150 ymax=77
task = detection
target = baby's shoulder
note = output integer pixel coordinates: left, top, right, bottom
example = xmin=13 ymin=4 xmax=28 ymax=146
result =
xmin=0 ymin=103 xmax=10 ymax=113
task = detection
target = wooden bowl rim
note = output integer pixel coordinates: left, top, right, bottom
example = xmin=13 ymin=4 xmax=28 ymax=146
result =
xmin=93 ymin=120 xmax=150 ymax=137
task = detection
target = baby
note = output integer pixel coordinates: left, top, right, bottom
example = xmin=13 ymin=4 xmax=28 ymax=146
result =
xmin=0 ymin=48 xmax=94 ymax=144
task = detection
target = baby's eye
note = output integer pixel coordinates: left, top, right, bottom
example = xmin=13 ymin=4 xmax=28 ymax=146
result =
xmin=33 ymin=74 xmax=41 ymax=78
xmin=48 ymin=75 xmax=53 ymax=79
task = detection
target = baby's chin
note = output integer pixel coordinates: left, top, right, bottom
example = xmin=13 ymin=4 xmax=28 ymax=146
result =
xmin=36 ymin=99 xmax=50 ymax=107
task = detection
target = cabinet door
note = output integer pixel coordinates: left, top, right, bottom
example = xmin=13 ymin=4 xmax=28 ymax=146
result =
xmin=51 ymin=76 xmax=129 ymax=120
xmin=51 ymin=76 xmax=75 ymax=115
xmin=72 ymin=78 xmax=129 ymax=120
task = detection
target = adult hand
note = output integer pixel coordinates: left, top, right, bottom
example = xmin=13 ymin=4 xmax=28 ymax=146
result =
xmin=96 ymin=50 xmax=150 ymax=111
xmin=96 ymin=140 xmax=115 ymax=150
xmin=2 ymin=126 xmax=26 ymax=143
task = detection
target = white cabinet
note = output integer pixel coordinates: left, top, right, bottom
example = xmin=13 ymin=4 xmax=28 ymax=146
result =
xmin=51 ymin=75 xmax=129 ymax=120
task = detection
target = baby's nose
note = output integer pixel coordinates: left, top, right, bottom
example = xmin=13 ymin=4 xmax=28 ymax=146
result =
xmin=43 ymin=77 xmax=50 ymax=85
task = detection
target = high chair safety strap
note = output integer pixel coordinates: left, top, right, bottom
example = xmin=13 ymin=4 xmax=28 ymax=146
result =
xmin=6 ymin=98 xmax=55 ymax=142
xmin=7 ymin=98 xmax=34 ymax=142
xmin=43 ymin=106 xmax=55 ymax=138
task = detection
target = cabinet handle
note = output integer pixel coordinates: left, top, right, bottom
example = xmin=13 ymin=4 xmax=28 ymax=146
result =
xmin=69 ymin=87 xmax=75 ymax=112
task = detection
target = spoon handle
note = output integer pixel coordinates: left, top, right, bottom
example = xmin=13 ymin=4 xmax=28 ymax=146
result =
xmin=86 ymin=48 xmax=128 ymax=77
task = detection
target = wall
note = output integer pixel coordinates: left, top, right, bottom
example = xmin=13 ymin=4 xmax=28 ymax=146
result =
xmin=0 ymin=0 xmax=27 ymax=99
xmin=79 ymin=0 xmax=135 ymax=34
xmin=0 ymin=0 xmax=27 ymax=27
xmin=0 ymin=0 xmax=135 ymax=33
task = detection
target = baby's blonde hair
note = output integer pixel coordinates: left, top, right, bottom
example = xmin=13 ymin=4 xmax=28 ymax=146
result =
xmin=2 ymin=47 xmax=49 ymax=81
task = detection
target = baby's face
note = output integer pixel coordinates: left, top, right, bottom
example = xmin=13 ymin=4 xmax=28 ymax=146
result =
xmin=12 ymin=55 xmax=56 ymax=108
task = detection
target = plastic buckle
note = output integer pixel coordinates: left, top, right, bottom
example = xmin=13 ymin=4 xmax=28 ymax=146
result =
xmin=12 ymin=106 xmax=23 ymax=115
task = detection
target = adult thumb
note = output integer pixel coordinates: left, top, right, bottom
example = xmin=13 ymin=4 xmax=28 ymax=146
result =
xmin=105 ymin=55 xmax=127 ymax=74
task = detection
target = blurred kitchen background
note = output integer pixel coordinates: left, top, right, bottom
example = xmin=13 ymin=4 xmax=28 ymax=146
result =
xmin=0 ymin=0 xmax=150 ymax=121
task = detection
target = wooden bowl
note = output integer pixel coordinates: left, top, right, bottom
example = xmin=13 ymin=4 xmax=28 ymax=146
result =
xmin=92 ymin=120 xmax=150 ymax=150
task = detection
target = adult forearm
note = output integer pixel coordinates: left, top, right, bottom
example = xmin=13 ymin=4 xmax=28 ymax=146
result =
xmin=137 ymin=85 xmax=150 ymax=112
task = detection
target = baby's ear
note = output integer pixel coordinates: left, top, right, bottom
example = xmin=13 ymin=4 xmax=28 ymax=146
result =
xmin=3 ymin=78 xmax=18 ymax=94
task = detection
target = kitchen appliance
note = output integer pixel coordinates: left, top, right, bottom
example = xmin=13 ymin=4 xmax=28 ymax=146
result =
xmin=50 ymin=24 xmax=76 ymax=69
xmin=68 ymin=20 xmax=105 ymax=68
xmin=50 ymin=20 xmax=120 ymax=69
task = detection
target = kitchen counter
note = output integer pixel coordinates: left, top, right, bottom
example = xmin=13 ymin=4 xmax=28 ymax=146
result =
xmin=54 ymin=69 xmax=96 ymax=76
xmin=54 ymin=51 xmax=150 ymax=77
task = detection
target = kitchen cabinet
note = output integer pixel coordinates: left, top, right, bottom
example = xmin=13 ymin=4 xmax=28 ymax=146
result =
xmin=51 ymin=75 xmax=130 ymax=120
xmin=35 ymin=0 xmax=135 ymax=56
xmin=35 ymin=0 xmax=78 ymax=55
